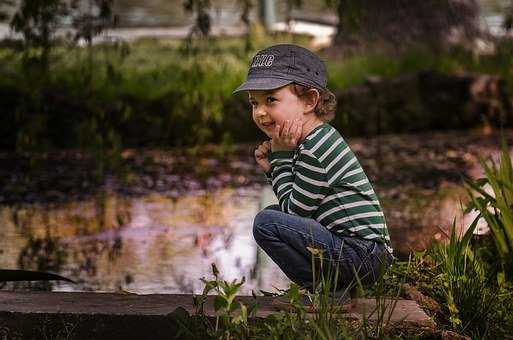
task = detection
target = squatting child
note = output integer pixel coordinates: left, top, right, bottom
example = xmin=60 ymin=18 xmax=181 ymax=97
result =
xmin=233 ymin=44 xmax=393 ymax=307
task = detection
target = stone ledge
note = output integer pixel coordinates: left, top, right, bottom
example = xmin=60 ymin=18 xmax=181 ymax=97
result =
xmin=0 ymin=291 xmax=434 ymax=339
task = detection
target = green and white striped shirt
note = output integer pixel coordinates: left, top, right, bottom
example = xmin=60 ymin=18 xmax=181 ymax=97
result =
xmin=265 ymin=123 xmax=392 ymax=253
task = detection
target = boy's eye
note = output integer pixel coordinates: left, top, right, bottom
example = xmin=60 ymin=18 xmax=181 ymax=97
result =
xmin=266 ymin=97 xmax=276 ymax=103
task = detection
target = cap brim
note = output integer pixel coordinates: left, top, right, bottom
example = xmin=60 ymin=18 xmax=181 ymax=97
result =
xmin=233 ymin=78 xmax=293 ymax=94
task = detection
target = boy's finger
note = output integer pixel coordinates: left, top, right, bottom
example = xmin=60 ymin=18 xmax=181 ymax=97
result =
xmin=294 ymin=120 xmax=301 ymax=138
xmin=287 ymin=119 xmax=294 ymax=136
xmin=281 ymin=120 xmax=286 ymax=134
xmin=275 ymin=124 xmax=280 ymax=138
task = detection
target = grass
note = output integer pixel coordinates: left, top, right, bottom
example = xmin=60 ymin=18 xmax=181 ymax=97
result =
xmin=175 ymin=246 xmax=407 ymax=339
xmin=464 ymin=134 xmax=513 ymax=278
xmin=4 ymin=32 xmax=513 ymax=101
xmin=2 ymin=32 xmax=513 ymax=150
xmin=326 ymin=42 xmax=513 ymax=91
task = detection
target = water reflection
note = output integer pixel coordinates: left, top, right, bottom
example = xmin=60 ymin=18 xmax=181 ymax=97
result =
xmin=1 ymin=181 xmax=479 ymax=294
xmin=0 ymin=187 xmax=290 ymax=294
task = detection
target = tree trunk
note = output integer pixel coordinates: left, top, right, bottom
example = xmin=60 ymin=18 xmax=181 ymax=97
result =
xmin=332 ymin=0 xmax=484 ymax=54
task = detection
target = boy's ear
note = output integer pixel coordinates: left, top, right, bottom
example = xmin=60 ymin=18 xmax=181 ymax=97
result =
xmin=303 ymin=88 xmax=320 ymax=114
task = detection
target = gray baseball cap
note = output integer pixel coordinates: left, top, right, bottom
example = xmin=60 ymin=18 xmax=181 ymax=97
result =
xmin=233 ymin=44 xmax=328 ymax=94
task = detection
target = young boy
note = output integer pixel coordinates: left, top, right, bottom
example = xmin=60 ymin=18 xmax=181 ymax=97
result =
xmin=233 ymin=44 xmax=393 ymax=305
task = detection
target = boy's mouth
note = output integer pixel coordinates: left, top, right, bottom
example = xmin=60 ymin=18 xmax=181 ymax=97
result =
xmin=261 ymin=122 xmax=275 ymax=128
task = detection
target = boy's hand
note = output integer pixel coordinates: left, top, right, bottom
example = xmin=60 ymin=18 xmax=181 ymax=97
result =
xmin=255 ymin=140 xmax=272 ymax=172
xmin=272 ymin=119 xmax=302 ymax=152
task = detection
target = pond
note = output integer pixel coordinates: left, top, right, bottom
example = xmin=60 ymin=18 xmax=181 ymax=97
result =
xmin=1 ymin=186 xmax=291 ymax=295
xmin=0 ymin=129 xmax=508 ymax=295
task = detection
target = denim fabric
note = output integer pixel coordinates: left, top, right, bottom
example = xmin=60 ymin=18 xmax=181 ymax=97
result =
xmin=253 ymin=205 xmax=393 ymax=292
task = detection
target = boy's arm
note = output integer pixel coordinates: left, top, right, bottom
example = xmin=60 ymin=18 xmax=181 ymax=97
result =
xmin=264 ymin=171 xmax=273 ymax=185
xmin=268 ymin=148 xmax=329 ymax=217
xmin=267 ymin=150 xmax=294 ymax=190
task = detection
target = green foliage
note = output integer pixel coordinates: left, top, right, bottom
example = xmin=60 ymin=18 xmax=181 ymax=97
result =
xmin=326 ymin=44 xmax=513 ymax=91
xmin=337 ymin=0 xmax=364 ymax=32
xmin=429 ymin=218 xmax=500 ymax=337
xmin=464 ymin=134 xmax=513 ymax=279
xmin=10 ymin=0 xmax=67 ymax=48
xmin=183 ymin=0 xmax=211 ymax=35
xmin=389 ymin=216 xmax=511 ymax=339
xmin=195 ymin=263 xmax=257 ymax=339
xmin=175 ymin=246 xmax=402 ymax=339
xmin=2 ymin=35 xmax=513 ymax=150
xmin=174 ymin=263 xmax=258 ymax=340
xmin=383 ymin=135 xmax=513 ymax=338
xmin=1 ymin=0 xmax=119 ymax=185
xmin=69 ymin=0 xmax=116 ymax=46
xmin=0 ymin=37 xmax=254 ymax=150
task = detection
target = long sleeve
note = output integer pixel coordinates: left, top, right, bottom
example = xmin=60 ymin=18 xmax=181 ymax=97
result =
xmin=264 ymin=170 xmax=273 ymax=185
xmin=268 ymin=148 xmax=330 ymax=217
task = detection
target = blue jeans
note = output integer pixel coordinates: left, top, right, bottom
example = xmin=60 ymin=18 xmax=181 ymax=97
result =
xmin=253 ymin=205 xmax=393 ymax=292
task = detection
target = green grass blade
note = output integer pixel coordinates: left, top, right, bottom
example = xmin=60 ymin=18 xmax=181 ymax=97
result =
xmin=0 ymin=269 xmax=75 ymax=283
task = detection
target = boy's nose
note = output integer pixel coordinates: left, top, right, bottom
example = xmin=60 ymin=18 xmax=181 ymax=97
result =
xmin=255 ymin=106 xmax=267 ymax=117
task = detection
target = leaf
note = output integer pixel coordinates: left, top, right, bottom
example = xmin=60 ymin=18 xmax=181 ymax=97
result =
xmin=214 ymin=295 xmax=228 ymax=312
xmin=286 ymin=283 xmax=301 ymax=303
xmin=200 ymin=279 xmax=217 ymax=296
xmin=461 ymin=213 xmax=479 ymax=249
xmin=247 ymin=301 xmax=259 ymax=318
xmin=168 ymin=307 xmax=196 ymax=338
xmin=239 ymin=302 xmax=248 ymax=323
xmin=0 ymin=269 xmax=75 ymax=283
xmin=464 ymin=175 xmax=495 ymax=201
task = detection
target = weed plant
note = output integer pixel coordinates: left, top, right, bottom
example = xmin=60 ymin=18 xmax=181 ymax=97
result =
xmin=464 ymin=135 xmax=513 ymax=279
xmin=429 ymin=217 xmax=500 ymax=338
xmin=174 ymin=245 xmax=406 ymax=340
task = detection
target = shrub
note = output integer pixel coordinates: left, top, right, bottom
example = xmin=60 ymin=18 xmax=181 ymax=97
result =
xmin=464 ymin=135 xmax=513 ymax=280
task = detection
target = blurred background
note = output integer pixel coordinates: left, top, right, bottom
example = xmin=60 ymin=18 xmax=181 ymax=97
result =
xmin=1 ymin=0 xmax=512 ymax=294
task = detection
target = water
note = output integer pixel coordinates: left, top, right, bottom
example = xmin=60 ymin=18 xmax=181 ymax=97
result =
xmin=0 ymin=186 xmax=290 ymax=295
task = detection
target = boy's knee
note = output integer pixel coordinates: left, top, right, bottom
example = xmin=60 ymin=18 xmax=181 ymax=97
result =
xmin=263 ymin=204 xmax=281 ymax=211
xmin=253 ymin=209 xmax=279 ymax=241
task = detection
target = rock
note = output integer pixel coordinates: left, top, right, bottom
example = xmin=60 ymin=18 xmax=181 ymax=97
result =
xmin=0 ymin=292 xmax=436 ymax=339
xmin=335 ymin=70 xmax=512 ymax=137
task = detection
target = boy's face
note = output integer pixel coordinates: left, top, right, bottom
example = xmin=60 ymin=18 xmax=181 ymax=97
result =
xmin=248 ymin=85 xmax=306 ymax=138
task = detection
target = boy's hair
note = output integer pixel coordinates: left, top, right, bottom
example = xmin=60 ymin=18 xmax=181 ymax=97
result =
xmin=291 ymin=84 xmax=337 ymax=123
